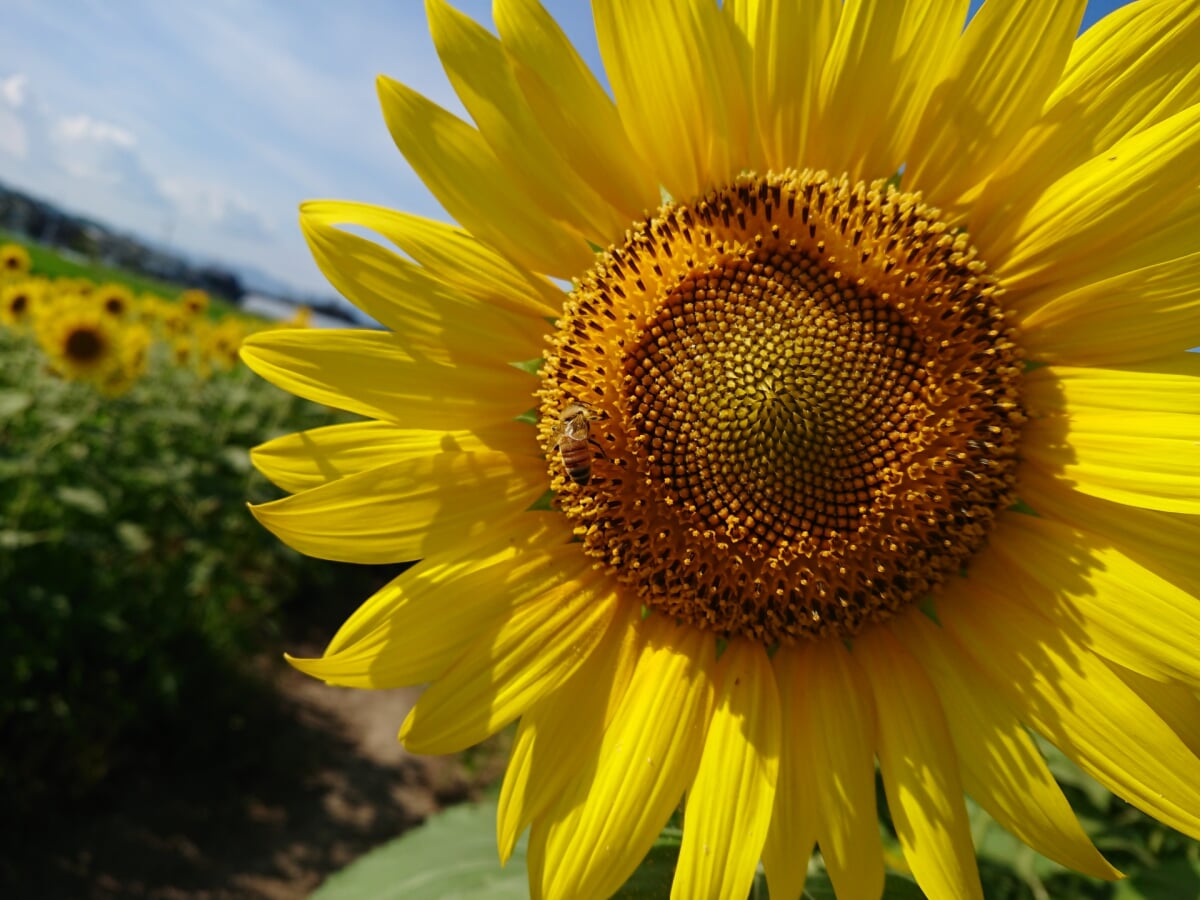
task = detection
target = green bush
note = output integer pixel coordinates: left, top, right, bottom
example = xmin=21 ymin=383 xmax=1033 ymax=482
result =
xmin=0 ymin=328 xmax=350 ymax=799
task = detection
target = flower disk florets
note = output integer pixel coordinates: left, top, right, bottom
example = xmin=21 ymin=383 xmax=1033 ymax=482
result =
xmin=539 ymin=170 xmax=1024 ymax=643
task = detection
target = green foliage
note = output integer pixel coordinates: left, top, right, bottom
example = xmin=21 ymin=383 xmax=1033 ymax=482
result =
xmin=312 ymin=802 xmax=529 ymax=899
xmin=0 ymin=328 xmax=348 ymax=800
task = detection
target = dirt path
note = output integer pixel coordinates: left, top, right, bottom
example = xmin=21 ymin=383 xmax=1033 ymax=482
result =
xmin=5 ymin=649 xmax=508 ymax=899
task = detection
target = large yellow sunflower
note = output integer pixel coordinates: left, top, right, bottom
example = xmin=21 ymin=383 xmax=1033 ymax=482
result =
xmin=241 ymin=1 xmax=1200 ymax=897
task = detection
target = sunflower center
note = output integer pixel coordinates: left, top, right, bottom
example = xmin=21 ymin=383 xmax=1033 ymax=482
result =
xmin=65 ymin=327 xmax=106 ymax=364
xmin=538 ymin=170 xmax=1024 ymax=643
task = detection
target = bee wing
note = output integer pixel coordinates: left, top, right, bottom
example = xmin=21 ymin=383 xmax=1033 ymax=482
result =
xmin=564 ymin=417 xmax=591 ymax=441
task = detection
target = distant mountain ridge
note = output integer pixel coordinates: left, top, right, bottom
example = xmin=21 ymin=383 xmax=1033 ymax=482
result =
xmin=0 ymin=179 xmax=360 ymax=324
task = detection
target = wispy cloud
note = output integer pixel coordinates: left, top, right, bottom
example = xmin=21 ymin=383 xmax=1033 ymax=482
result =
xmin=51 ymin=113 xmax=171 ymax=211
xmin=161 ymin=177 xmax=274 ymax=242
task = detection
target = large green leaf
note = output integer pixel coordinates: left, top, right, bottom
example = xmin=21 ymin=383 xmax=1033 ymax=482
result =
xmin=312 ymin=802 xmax=528 ymax=900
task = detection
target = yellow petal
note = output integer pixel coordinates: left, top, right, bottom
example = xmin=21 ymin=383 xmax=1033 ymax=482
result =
xmin=1019 ymin=466 xmax=1200 ymax=599
xmin=811 ymin=1 xmax=904 ymax=177
xmin=240 ymin=328 xmax=534 ymax=429
xmin=323 ymin=512 xmax=572 ymax=657
xmin=761 ymin=644 xmax=819 ymax=900
xmin=399 ymin=567 xmax=619 ymax=754
xmin=1113 ymin=664 xmax=1200 ymax=760
xmin=1114 ymin=176 xmax=1200 ymax=269
xmin=594 ymin=0 xmax=751 ymax=199
xmin=497 ymin=601 xmax=642 ymax=862
xmin=802 ymin=640 xmax=884 ymax=900
xmin=425 ymin=0 xmax=628 ymax=244
xmin=814 ymin=1 xmax=968 ymax=183
xmin=1016 ymin=250 xmax=1200 ymax=365
xmin=301 ymin=200 xmax=564 ymax=318
xmin=250 ymin=448 xmax=544 ymax=564
xmin=1054 ymin=1 xmax=1200 ymax=148
xmin=972 ymin=1 xmax=1200 ymax=237
xmin=985 ymin=514 xmax=1200 ymax=690
xmin=300 ymin=208 xmax=546 ymax=361
xmin=982 ymin=101 xmax=1200 ymax=292
xmin=1026 ymin=362 xmax=1200 ymax=416
xmin=941 ymin=581 xmax=1200 ymax=839
xmin=527 ymin=615 xmax=715 ymax=900
xmin=905 ymin=0 xmax=1086 ymax=215
xmin=729 ymin=0 xmax=838 ymax=173
xmin=493 ymin=0 xmax=659 ymax=224
xmin=287 ymin=516 xmax=580 ymax=688
xmin=856 ymin=626 xmax=983 ymax=900
xmin=251 ymin=420 xmax=533 ymax=494
xmin=892 ymin=608 xmax=1120 ymax=880
xmin=376 ymin=75 xmax=592 ymax=278
xmin=673 ymin=640 xmax=779 ymax=900
xmin=1023 ymin=364 xmax=1200 ymax=514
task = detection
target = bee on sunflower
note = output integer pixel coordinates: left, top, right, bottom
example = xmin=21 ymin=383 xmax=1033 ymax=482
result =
xmin=242 ymin=2 xmax=1200 ymax=898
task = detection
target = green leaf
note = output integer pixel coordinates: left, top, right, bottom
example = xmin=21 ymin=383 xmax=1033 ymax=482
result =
xmin=1039 ymin=740 xmax=1113 ymax=813
xmin=0 ymin=529 xmax=56 ymax=549
xmin=116 ymin=521 xmax=153 ymax=553
xmin=311 ymin=802 xmax=528 ymax=900
xmin=799 ymin=870 xmax=923 ymax=900
xmin=1115 ymin=857 xmax=1200 ymax=900
xmin=55 ymin=485 xmax=108 ymax=516
xmin=613 ymin=827 xmax=681 ymax=898
xmin=220 ymin=445 xmax=252 ymax=473
xmin=0 ymin=389 xmax=32 ymax=418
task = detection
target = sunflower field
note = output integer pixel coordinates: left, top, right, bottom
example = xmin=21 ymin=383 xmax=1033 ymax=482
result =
xmin=0 ymin=242 xmax=343 ymax=803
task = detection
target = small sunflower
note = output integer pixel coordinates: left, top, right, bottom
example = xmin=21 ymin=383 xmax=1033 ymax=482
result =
xmin=204 ymin=318 xmax=246 ymax=371
xmin=171 ymin=334 xmax=195 ymax=368
xmin=35 ymin=295 xmax=123 ymax=384
xmin=179 ymin=288 xmax=210 ymax=317
xmin=243 ymin=2 xmax=1200 ymax=898
xmin=53 ymin=277 xmax=93 ymax=298
xmin=0 ymin=280 xmax=37 ymax=329
xmin=0 ymin=242 xmax=32 ymax=277
xmin=94 ymin=283 xmax=134 ymax=319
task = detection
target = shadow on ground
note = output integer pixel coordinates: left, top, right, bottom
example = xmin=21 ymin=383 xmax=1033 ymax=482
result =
xmin=2 ymin=643 xmax=506 ymax=899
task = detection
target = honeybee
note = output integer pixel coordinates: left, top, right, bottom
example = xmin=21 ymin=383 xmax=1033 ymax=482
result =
xmin=555 ymin=403 xmax=602 ymax=485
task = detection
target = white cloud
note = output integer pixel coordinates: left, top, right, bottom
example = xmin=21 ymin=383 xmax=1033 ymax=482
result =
xmin=54 ymin=114 xmax=136 ymax=148
xmin=1 ymin=72 xmax=28 ymax=107
xmin=49 ymin=112 xmax=170 ymax=210
xmin=160 ymin=177 xmax=274 ymax=242
xmin=0 ymin=73 xmax=34 ymax=159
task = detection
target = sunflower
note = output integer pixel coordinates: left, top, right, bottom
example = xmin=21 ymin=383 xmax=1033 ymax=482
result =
xmin=179 ymin=288 xmax=210 ymax=317
xmin=0 ymin=242 xmax=32 ymax=277
xmin=94 ymin=282 xmax=134 ymax=319
xmin=0 ymin=280 xmax=38 ymax=329
xmin=242 ymin=2 xmax=1200 ymax=897
xmin=203 ymin=317 xmax=247 ymax=371
xmin=171 ymin=334 xmax=195 ymax=368
xmin=35 ymin=295 xmax=123 ymax=384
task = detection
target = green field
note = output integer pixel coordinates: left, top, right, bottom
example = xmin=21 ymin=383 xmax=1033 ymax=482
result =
xmin=1 ymin=230 xmax=238 ymax=316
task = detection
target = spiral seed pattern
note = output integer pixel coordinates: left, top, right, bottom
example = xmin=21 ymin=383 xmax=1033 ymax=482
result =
xmin=538 ymin=170 xmax=1024 ymax=643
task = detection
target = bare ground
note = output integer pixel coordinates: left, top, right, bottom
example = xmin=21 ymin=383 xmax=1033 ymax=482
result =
xmin=3 ymin=647 xmax=509 ymax=899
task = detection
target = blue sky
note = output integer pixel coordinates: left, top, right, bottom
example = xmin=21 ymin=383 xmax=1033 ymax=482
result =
xmin=0 ymin=0 xmax=1135 ymax=298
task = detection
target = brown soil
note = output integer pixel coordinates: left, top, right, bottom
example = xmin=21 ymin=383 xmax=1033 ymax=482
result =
xmin=4 ymin=646 xmax=509 ymax=899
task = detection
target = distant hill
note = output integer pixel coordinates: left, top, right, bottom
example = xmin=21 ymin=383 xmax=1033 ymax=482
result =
xmin=0 ymin=179 xmax=360 ymax=325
